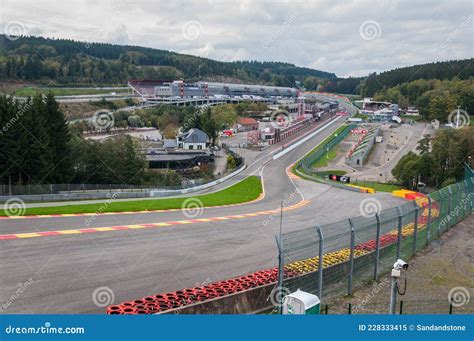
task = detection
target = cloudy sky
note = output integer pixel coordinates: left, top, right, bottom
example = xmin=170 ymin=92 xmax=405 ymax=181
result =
xmin=1 ymin=0 xmax=473 ymax=77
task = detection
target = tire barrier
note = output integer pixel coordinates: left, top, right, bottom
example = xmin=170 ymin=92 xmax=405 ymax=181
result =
xmin=107 ymin=199 xmax=439 ymax=314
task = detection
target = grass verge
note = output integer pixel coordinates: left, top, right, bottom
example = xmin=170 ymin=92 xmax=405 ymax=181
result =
xmin=352 ymin=181 xmax=402 ymax=192
xmin=0 ymin=176 xmax=262 ymax=216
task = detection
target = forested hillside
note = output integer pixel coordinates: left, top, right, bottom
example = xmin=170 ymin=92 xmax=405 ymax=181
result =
xmin=0 ymin=35 xmax=335 ymax=86
xmin=319 ymin=59 xmax=474 ymax=96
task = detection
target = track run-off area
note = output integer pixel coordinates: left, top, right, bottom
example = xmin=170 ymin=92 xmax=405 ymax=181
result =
xmin=0 ymin=111 xmax=407 ymax=313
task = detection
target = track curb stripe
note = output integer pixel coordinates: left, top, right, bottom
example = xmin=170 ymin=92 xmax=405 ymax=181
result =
xmin=0 ymin=200 xmax=310 ymax=240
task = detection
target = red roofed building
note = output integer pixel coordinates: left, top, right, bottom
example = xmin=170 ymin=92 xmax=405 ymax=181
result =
xmin=237 ymin=117 xmax=259 ymax=132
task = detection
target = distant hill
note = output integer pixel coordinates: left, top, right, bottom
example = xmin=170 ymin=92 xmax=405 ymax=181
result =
xmin=325 ymin=59 xmax=474 ymax=96
xmin=0 ymin=35 xmax=336 ymax=87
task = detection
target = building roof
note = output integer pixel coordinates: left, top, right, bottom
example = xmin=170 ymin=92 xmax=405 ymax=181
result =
xmin=177 ymin=128 xmax=209 ymax=144
xmin=146 ymin=152 xmax=210 ymax=162
xmin=238 ymin=117 xmax=258 ymax=125
xmin=163 ymin=139 xmax=177 ymax=148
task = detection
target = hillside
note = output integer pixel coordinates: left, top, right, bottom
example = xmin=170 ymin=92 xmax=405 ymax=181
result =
xmin=324 ymin=59 xmax=474 ymax=96
xmin=0 ymin=35 xmax=335 ymax=87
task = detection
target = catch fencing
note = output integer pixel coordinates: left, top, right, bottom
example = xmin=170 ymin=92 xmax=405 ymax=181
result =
xmin=276 ymin=177 xmax=474 ymax=309
xmin=297 ymin=123 xmax=355 ymax=174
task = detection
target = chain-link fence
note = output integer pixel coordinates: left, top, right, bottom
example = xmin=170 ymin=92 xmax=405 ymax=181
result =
xmin=318 ymin=300 xmax=474 ymax=315
xmin=298 ymin=123 xmax=356 ymax=173
xmin=276 ymin=177 xmax=473 ymax=309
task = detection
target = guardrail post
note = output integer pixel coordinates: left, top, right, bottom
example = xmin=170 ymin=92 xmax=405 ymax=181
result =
xmin=275 ymin=235 xmax=284 ymax=314
xmin=395 ymin=206 xmax=403 ymax=260
xmin=412 ymin=201 xmax=419 ymax=253
xmin=427 ymin=196 xmax=432 ymax=243
xmin=374 ymin=213 xmax=381 ymax=280
xmin=348 ymin=219 xmax=355 ymax=296
xmin=316 ymin=226 xmax=324 ymax=300
xmin=447 ymin=187 xmax=453 ymax=229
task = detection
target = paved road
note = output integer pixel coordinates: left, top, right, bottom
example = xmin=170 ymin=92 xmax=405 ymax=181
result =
xmin=0 ymin=113 xmax=406 ymax=314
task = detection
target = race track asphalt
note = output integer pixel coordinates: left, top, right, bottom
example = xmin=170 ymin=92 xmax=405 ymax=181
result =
xmin=0 ymin=116 xmax=406 ymax=313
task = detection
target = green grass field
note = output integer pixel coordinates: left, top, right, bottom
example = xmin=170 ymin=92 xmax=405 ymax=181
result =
xmin=352 ymin=181 xmax=402 ymax=192
xmin=311 ymin=149 xmax=338 ymax=168
xmin=0 ymin=176 xmax=262 ymax=216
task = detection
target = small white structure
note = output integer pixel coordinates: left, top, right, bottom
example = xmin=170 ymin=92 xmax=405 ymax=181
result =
xmin=405 ymin=107 xmax=419 ymax=116
xmin=176 ymin=128 xmax=209 ymax=150
xmin=282 ymin=289 xmax=320 ymax=315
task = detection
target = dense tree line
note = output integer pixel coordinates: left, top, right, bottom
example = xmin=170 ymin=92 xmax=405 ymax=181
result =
xmin=317 ymin=59 xmax=474 ymax=96
xmin=0 ymin=35 xmax=334 ymax=86
xmin=0 ymin=94 xmax=180 ymax=186
xmin=373 ymin=78 xmax=474 ymax=122
xmin=392 ymin=128 xmax=472 ymax=189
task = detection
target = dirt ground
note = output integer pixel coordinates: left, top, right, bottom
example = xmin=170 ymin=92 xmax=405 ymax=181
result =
xmin=326 ymin=214 xmax=474 ymax=314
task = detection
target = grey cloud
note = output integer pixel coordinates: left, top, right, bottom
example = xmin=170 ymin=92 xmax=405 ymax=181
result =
xmin=1 ymin=0 xmax=472 ymax=77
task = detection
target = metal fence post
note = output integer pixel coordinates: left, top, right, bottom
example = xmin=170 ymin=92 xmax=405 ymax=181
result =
xmin=374 ymin=213 xmax=381 ymax=280
xmin=316 ymin=226 xmax=324 ymax=300
xmin=348 ymin=219 xmax=355 ymax=296
xmin=427 ymin=196 xmax=432 ymax=243
xmin=412 ymin=201 xmax=419 ymax=253
xmin=469 ymin=179 xmax=474 ymax=215
xmin=395 ymin=206 xmax=403 ymax=260
xmin=447 ymin=187 xmax=453 ymax=229
xmin=456 ymin=183 xmax=462 ymax=223
xmin=275 ymin=235 xmax=284 ymax=314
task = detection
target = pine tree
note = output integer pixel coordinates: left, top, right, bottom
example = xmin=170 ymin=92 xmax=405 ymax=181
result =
xmin=45 ymin=93 xmax=72 ymax=182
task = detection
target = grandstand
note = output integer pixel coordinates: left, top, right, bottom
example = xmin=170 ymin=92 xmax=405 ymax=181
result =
xmin=128 ymin=79 xmax=299 ymax=101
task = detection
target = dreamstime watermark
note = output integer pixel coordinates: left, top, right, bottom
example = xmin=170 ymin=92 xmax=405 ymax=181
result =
xmin=182 ymin=20 xmax=203 ymax=40
xmin=1 ymin=95 xmax=47 ymax=135
xmin=269 ymin=286 xmax=291 ymax=307
xmin=181 ymin=197 xmax=204 ymax=218
xmin=448 ymin=286 xmax=470 ymax=307
xmin=359 ymin=20 xmax=381 ymax=41
xmin=92 ymin=286 xmax=115 ymax=307
xmin=447 ymin=109 xmax=470 ymax=129
xmin=262 ymin=11 xmax=299 ymax=48
xmin=83 ymin=192 xmax=120 ymax=227
xmin=352 ymin=277 xmax=389 ymax=313
xmin=0 ymin=278 xmax=34 ymax=313
xmin=194 ymin=277 xmax=212 ymax=287
xmin=85 ymin=28 xmax=108 ymax=49
xmin=3 ymin=197 xmax=26 ymax=217
xmin=4 ymin=322 xmax=85 ymax=335
xmin=91 ymin=109 xmax=114 ymax=130
xmin=181 ymin=105 xmax=209 ymax=132
xmin=359 ymin=197 xmax=382 ymax=218
xmin=438 ymin=192 xmax=473 ymax=229
xmin=439 ymin=15 xmax=473 ymax=50
xmin=262 ymin=191 xmax=299 ymax=226
xmin=4 ymin=21 xmax=26 ymax=41
xmin=270 ymin=109 xmax=292 ymax=129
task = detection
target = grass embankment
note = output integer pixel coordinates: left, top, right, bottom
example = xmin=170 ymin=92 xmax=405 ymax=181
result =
xmin=352 ymin=181 xmax=402 ymax=192
xmin=0 ymin=176 xmax=262 ymax=216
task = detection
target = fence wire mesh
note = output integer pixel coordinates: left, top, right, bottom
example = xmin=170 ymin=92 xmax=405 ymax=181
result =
xmin=277 ymin=177 xmax=473 ymax=309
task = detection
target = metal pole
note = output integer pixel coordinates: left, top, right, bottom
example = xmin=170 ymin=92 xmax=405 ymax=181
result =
xmin=412 ymin=201 xmax=419 ymax=253
xmin=348 ymin=219 xmax=355 ymax=296
xmin=447 ymin=187 xmax=452 ymax=229
xmin=389 ymin=275 xmax=398 ymax=314
xmin=399 ymin=300 xmax=403 ymax=314
xmin=275 ymin=235 xmax=284 ymax=315
xmin=395 ymin=206 xmax=403 ymax=260
xmin=374 ymin=213 xmax=381 ymax=280
xmin=456 ymin=183 xmax=463 ymax=221
xmin=427 ymin=196 xmax=432 ymax=243
xmin=316 ymin=226 xmax=324 ymax=300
